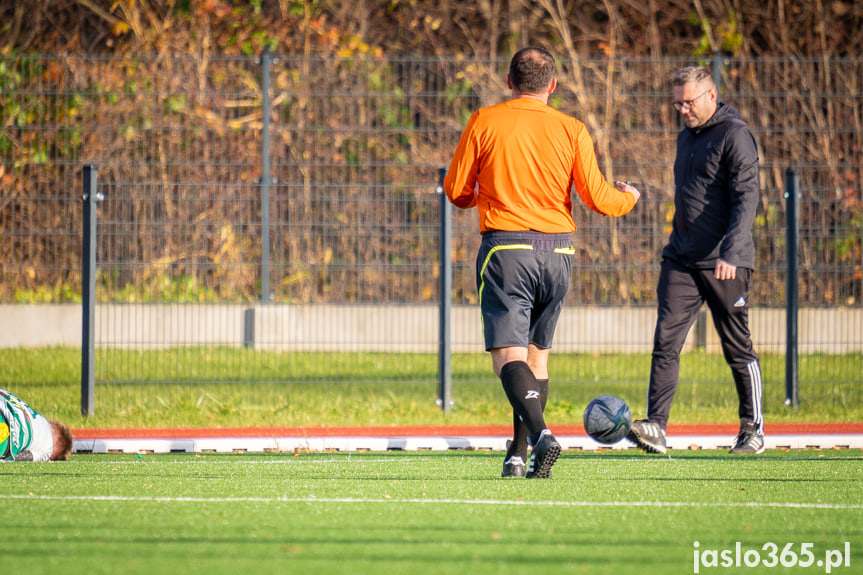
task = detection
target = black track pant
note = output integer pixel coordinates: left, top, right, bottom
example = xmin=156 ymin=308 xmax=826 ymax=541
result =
xmin=647 ymin=259 xmax=763 ymax=433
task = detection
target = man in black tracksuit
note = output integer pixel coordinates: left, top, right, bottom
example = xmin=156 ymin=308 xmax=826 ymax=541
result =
xmin=629 ymin=66 xmax=765 ymax=455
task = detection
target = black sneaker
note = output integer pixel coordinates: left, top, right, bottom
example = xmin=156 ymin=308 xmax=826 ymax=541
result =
xmin=627 ymin=419 xmax=668 ymax=454
xmin=501 ymin=455 xmax=526 ymax=478
xmin=526 ymin=430 xmax=561 ymax=479
xmin=729 ymin=422 xmax=765 ymax=454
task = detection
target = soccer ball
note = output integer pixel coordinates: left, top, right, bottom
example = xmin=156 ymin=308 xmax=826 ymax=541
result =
xmin=583 ymin=395 xmax=632 ymax=444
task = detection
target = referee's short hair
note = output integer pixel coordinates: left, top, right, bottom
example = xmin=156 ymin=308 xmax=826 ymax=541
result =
xmin=509 ymin=47 xmax=555 ymax=95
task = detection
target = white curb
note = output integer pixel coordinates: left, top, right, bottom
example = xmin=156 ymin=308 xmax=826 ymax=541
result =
xmin=73 ymin=433 xmax=863 ymax=454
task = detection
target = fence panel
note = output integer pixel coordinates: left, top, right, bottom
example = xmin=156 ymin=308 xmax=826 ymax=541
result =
xmin=0 ymin=54 xmax=860 ymax=416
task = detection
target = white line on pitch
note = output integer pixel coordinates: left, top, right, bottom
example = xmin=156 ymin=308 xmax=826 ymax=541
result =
xmin=0 ymin=494 xmax=860 ymax=510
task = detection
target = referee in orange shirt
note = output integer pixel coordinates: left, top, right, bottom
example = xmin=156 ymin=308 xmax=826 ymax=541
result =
xmin=444 ymin=46 xmax=640 ymax=478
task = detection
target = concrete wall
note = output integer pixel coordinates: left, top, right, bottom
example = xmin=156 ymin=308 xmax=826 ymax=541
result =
xmin=2 ymin=304 xmax=861 ymax=353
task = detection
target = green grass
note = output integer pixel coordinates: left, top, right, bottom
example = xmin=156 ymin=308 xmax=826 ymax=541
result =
xmin=2 ymin=450 xmax=861 ymax=574
xmin=1 ymin=347 xmax=861 ymax=429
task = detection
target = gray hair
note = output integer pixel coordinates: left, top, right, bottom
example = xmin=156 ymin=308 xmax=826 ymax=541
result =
xmin=673 ymin=66 xmax=714 ymax=88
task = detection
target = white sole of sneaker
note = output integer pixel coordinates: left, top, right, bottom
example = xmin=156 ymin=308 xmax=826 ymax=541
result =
xmin=627 ymin=431 xmax=667 ymax=454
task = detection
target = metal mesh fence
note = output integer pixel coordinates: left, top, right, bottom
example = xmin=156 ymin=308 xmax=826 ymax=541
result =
xmin=1 ymin=54 xmax=860 ymax=414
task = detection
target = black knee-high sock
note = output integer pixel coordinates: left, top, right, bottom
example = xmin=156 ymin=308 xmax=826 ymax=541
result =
xmin=508 ymin=378 xmax=548 ymax=459
xmin=500 ymin=361 xmax=547 ymax=446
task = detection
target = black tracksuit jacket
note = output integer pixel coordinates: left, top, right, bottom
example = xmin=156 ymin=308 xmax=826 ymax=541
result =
xmin=663 ymin=103 xmax=760 ymax=270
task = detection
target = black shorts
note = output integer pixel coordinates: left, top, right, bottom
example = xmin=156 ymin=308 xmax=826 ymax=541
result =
xmin=475 ymin=231 xmax=573 ymax=351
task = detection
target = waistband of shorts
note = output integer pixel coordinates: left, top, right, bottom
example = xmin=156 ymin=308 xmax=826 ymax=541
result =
xmin=480 ymin=230 xmax=573 ymax=250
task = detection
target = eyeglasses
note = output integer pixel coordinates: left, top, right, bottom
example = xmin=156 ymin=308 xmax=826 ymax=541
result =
xmin=672 ymin=89 xmax=710 ymax=112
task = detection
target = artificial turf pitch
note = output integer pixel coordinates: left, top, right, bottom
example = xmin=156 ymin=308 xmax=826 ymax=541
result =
xmin=2 ymin=449 xmax=860 ymax=575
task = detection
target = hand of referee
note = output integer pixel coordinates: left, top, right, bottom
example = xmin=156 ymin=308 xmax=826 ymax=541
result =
xmin=614 ymin=181 xmax=641 ymax=202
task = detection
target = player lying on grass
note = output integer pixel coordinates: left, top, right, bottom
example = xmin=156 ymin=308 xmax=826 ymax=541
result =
xmin=1 ymin=387 xmax=73 ymax=462
xmin=444 ymin=46 xmax=640 ymax=478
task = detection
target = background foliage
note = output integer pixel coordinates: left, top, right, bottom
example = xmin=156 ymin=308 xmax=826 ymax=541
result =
xmin=1 ymin=1 xmax=861 ymax=306
xmin=2 ymin=0 xmax=862 ymax=58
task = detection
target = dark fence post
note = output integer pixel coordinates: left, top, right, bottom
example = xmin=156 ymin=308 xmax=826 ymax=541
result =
xmin=712 ymin=51 xmax=723 ymax=95
xmin=81 ymin=164 xmax=101 ymax=416
xmin=436 ymin=167 xmax=452 ymax=413
xmin=784 ymin=169 xmax=800 ymax=407
xmin=259 ymin=49 xmax=273 ymax=305
xmin=261 ymin=48 xmax=273 ymax=305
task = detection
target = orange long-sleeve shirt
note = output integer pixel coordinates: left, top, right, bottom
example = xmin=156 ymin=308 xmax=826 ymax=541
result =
xmin=443 ymin=97 xmax=636 ymax=233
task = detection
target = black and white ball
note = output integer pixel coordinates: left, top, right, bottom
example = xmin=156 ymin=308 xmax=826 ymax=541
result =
xmin=583 ymin=395 xmax=632 ymax=444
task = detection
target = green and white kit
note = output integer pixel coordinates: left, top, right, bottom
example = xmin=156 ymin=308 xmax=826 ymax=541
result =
xmin=0 ymin=388 xmax=53 ymax=462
